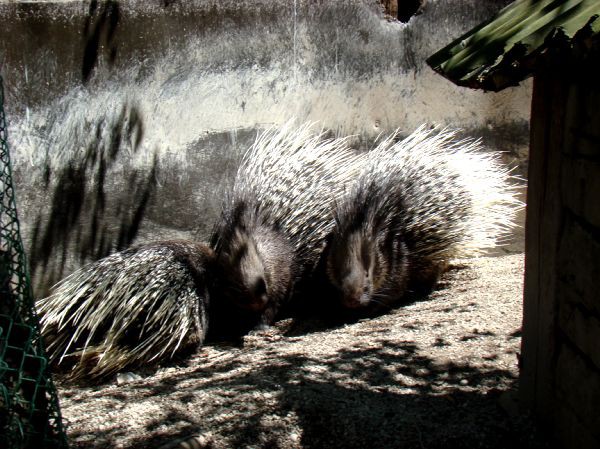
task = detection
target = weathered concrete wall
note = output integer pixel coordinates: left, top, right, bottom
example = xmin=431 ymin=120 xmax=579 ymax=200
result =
xmin=520 ymin=40 xmax=600 ymax=449
xmin=0 ymin=0 xmax=531 ymax=295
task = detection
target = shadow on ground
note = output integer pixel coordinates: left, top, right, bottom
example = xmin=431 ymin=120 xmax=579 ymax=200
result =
xmin=61 ymin=335 xmax=551 ymax=449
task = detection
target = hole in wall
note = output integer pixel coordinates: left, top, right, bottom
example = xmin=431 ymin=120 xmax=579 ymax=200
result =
xmin=379 ymin=0 xmax=427 ymax=23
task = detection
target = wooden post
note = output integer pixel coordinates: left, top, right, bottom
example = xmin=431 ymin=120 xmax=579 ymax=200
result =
xmin=520 ymin=69 xmax=567 ymax=421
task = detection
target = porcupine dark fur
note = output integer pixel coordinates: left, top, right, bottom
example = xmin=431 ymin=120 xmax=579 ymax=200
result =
xmin=37 ymin=240 xmax=214 ymax=382
xmin=209 ymin=122 xmax=363 ymax=331
xmin=324 ymin=125 xmax=523 ymax=312
xmin=209 ymin=201 xmax=296 ymax=336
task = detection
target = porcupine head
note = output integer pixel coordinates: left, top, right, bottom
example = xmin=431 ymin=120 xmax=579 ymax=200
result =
xmin=326 ymin=228 xmax=380 ymax=309
xmin=213 ymin=219 xmax=294 ymax=328
xmin=325 ymin=185 xmax=410 ymax=311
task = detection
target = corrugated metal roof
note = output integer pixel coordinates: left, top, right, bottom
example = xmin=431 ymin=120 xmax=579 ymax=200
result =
xmin=426 ymin=0 xmax=600 ymax=91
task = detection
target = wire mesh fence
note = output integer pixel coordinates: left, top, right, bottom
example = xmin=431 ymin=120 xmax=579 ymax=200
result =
xmin=0 ymin=74 xmax=69 ymax=449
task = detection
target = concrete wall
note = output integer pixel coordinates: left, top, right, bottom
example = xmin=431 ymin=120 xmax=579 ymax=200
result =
xmin=520 ymin=38 xmax=600 ymax=449
xmin=0 ymin=0 xmax=531 ymax=296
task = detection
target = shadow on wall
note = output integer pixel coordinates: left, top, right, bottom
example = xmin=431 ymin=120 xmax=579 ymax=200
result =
xmin=27 ymin=104 xmax=157 ymax=298
xmin=81 ymin=0 xmax=120 ymax=83
xmin=25 ymin=0 xmax=157 ymax=296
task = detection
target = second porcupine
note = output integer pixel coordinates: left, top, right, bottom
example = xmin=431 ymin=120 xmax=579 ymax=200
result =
xmin=324 ymin=125 xmax=523 ymax=312
xmin=37 ymin=240 xmax=214 ymax=382
xmin=209 ymin=122 xmax=363 ymax=332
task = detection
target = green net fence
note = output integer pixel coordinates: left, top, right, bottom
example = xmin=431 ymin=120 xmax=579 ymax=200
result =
xmin=0 ymin=75 xmax=69 ymax=448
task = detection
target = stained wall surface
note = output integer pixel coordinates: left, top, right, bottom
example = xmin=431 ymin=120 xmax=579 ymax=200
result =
xmin=0 ymin=0 xmax=531 ymax=295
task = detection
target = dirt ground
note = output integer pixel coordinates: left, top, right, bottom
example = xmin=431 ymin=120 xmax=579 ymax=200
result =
xmin=55 ymin=251 xmax=554 ymax=449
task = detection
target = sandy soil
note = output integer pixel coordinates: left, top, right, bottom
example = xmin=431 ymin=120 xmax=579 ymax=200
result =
xmin=55 ymin=252 xmax=553 ymax=449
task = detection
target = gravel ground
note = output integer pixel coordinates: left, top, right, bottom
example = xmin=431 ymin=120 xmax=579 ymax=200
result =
xmin=56 ymin=252 xmax=553 ymax=449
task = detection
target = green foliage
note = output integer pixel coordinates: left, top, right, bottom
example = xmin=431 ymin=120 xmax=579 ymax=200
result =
xmin=427 ymin=0 xmax=600 ymax=91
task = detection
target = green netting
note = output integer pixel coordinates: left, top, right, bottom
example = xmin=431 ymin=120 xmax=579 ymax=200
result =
xmin=0 ymin=75 xmax=69 ymax=448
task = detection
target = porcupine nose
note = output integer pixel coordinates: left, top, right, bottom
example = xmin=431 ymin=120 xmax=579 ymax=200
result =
xmin=358 ymin=276 xmax=372 ymax=307
xmin=340 ymin=270 xmax=371 ymax=309
xmin=248 ymin=276 xmax=268 ymax=311
xmin=343 ymin=287 xmax=369 ymax=309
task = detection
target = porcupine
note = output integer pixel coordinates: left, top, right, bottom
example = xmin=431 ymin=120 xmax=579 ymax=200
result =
xmin=37 ymin=240 xmax=214 ymax=382
xmin=209 ymin=122 xmax=363 ymax=332
xmin=324 ymin=125 xmax=522 ymax=312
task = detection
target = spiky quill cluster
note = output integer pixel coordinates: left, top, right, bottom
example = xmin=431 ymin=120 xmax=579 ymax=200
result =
xmin=326 ymin=125 xmax=523 ymax=310
xmin=37 ymin=240 xmax=214 ymax=382
xmin=210 ymin=122 xmax=363 ymax=326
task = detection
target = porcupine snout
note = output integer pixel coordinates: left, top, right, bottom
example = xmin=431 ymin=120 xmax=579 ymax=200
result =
xmin=338 ymin=267 xmax=373 ymax=309
xmin=220 ymin=229 xmax=270 ymax=312
xmin=326 ymin=230 xmax=380 ymax=309
xmin=238 ymin=250 xmax=269 ymax=311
